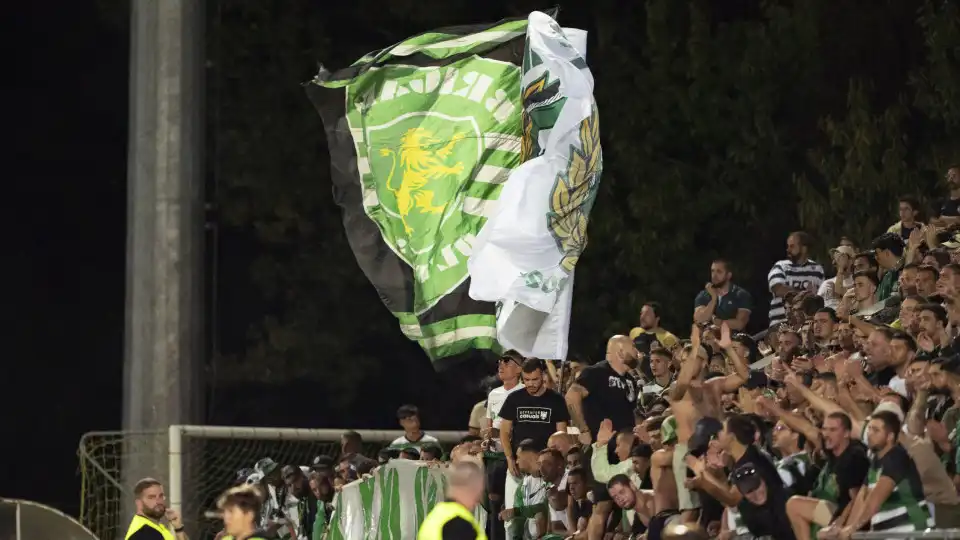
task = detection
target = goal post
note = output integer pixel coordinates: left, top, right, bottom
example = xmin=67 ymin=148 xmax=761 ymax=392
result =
xmin=79 ymin=426 xmax=467 ymax=540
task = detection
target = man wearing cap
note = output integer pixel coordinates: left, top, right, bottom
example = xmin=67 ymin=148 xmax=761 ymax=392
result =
xmin=253 ymin=458 xmax=288 ymax=539
xmin=729 ymin=462 xmax=795 ymax=540
xmin=483 ymin=349 xmax=524 ymax=537
xmin=818 ymin=246 xmax=855 ymax=310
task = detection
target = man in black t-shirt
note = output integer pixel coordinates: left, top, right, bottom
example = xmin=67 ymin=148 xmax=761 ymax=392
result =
xmin=565 ymin=335 xmax=640 ymax=540
xmin=499 ymin=358 xmax=570 ymax=538
xmin=731 ymin=463 xmax=796 ymax=540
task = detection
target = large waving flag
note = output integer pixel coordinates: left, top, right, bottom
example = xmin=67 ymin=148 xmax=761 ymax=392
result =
xmin=306 ymin=15 xmax=548 ymax=364
xmin=468 ymin=12 xmax=602 ymax=360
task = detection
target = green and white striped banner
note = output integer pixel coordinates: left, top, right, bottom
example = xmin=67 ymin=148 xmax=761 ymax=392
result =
xmin=326 ymin=459 xmax=488 ymax=540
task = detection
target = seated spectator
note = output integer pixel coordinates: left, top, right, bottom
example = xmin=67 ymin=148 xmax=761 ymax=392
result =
xmin=873 ymin=232 xmax=906 ymax=301
xmin=888 ymin=195 xmax=924 ymax=242
xmin=819 ymin=246 xmax=855 ymax=310
xmin=629 ymin=301 xmax=679 ymax=350
xmin=693 ymin=258 xmax=753 ymax=331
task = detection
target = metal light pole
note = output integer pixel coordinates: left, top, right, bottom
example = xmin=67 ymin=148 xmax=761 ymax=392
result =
xmin=122 ymin=0 xmax=204 ymax=532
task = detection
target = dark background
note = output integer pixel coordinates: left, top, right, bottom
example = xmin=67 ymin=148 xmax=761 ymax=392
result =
xmin=6 ymin=0 xmax=957 ymax=520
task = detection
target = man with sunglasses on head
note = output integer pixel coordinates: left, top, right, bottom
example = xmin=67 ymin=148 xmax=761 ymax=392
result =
xmin=483 ymin=349 xmax=524 ymax=540
xmin=729 ymin=462 xmax=796 ymax=540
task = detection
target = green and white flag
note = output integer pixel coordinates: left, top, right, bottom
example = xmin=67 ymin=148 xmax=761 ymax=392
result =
xmin=326 ymin=459 xmax=487 ymax=540
xmin=306 ymin=15 xmax=554 ymax=364
xmin=468 ymin=12 xmax=601 ymax=360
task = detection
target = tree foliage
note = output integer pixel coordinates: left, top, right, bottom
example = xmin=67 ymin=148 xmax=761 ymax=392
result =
xmin=196 ymin=0 xmax=959 ymax=421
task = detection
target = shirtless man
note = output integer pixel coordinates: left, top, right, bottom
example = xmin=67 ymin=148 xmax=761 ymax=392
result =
xmin=669 ymin=323 xmax=749 ymax=522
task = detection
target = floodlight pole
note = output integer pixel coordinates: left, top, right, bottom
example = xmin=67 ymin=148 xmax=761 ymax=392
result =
xmin=123 ymin=0 xmax=204 ymax=532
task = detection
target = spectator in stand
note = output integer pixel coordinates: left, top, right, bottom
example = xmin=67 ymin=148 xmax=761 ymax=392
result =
xmin=852 ymin=250 xmax=878 ymax=275
xmin=900 ymin=262 xmax=920 ymax=296
xmin=389 ymin=404 xmax=439 ymax=451
xmin=837 ymin=271 xmax=879 ymax=321
xmin=888 ymin=195 xmax=924 ymax=242
xmin=923 ymin=248 xmax=952 ymax=269
xmin=693 ymin=258 xmax=753 ymax=331
xmin=421 ymin=444 xmax=443 ymax=463
xmin=565 ymin=467 xmax=592 ymax=539
xmin=873 ymin=232 xmax=906 ymax=301
xmin=498 ymin=359 xmax=569 ymax=538
xmin=629 ymin=301 xmax=679 ymax=350
xmin=836 ymin=411 xmax=935 ymax=537
xmin=280 ymin=465 xmax=316 ymax=540
xmin=306 ymin=472 xmax=334 ymax=540
xmin=929 ymin=164 xmax=960 ymax=224
xmin=468 ymin=376 xmax=497 ymax=436
xmin=565 ymin=335 xmax=641 ymax=540
xmin=338 ymin=431 xmax=377 ymax=475
xmin=818 ymin=245 xmax=856 ymax=310
xmin=498 ymin=439 xmax=549 ymax=539
xmin=768 ymin=231 xmax=826 ymax=327
xmin=938 ymin=263 xmax=960 ymax=297
xmin=917 ymin=303 xmax=950 ymax=357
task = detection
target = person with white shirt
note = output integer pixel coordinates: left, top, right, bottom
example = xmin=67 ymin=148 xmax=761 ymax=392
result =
xmin=483 ymin=350 xmax=524 ymax=540
xmin=389 ymin=404 xmax=439 ymax=451
xmin=768 ymin=231 xmax=826 ymax=327
xmin=818 ymin=245 xmax=855 ymax=310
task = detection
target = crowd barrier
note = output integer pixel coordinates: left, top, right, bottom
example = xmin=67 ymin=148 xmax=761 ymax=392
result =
xmin=327 ymin=459 xmax=487 ymax=539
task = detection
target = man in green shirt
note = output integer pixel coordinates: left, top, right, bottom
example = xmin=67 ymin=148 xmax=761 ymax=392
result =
xmin=872 ymin=232 xmax=905 ymax=301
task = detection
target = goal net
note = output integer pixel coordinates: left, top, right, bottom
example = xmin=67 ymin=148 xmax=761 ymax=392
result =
xmin=78 ymin=425 xmax=466 ymax=540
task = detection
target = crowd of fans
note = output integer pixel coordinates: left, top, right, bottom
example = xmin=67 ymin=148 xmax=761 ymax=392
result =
xmin=211 ymin=164 xmax=960 ymax=540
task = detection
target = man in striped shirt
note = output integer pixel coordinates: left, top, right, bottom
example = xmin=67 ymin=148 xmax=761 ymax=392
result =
xmin=834 ymin=411 xmax=934 ymax=538
xmin=767 ymin=231 xmax=826 ymax=327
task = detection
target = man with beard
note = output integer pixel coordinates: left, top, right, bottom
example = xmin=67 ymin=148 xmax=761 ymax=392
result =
xmin=667 ymin=324 xmax=749 ymax=523
xmin=281 ymin=465 xmax=317 ymax=540
xmin=693 ymin=259 xmax=753 ymax=331
xmin=485 ymin=350 xmax=525 ymax=537
xmin=500 ymin=360 xmax=570 ymax=538
xmin=565 ymin=335 xmax=640 ymax=540
xmin=768 ymin=231 xmax=826 ymax=328
xmin=630 ymin=301 xmax=679 ymax=351
xmin=606 ymin=473 xmax=681 ymax=540
xmin=832 ymin=411 xmax=934 ymax=538
xmin=125 ymin=478 xmax=187 ymax=540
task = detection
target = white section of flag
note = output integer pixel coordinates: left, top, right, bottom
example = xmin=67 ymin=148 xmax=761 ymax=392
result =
xmin=467 ymin=12 xmax=598 ymax=360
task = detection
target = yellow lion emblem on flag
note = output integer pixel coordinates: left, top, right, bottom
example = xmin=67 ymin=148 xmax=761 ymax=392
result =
xmin=379 ymin=127 xmax=466 ymax=235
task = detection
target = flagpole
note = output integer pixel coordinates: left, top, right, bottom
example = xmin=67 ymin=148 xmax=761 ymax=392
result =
xmin=122 ymin=0 xmax=205 ymax=529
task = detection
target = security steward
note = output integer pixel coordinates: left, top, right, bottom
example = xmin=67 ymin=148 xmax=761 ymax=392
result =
xmin=216 ymin=485 xmax=269 ymax=540
xmin=125 ymin=478 xmax=187 ymax=540
xmin=418 ymin=461 xmax=487 ymax=540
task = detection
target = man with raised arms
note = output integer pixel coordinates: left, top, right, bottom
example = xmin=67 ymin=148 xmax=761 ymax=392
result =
xmin=668 ymin=323 xmax=749 ymax=522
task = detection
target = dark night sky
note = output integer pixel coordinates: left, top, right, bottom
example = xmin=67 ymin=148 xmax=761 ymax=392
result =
xmin=9 ymin=1 xmax=127 ymax=514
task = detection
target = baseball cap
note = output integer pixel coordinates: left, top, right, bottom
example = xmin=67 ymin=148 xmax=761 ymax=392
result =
xmin=688 ymin=417 xmax=723 ymax=458
xmin=830 ymin=245 xmax=856 ymax=258
xmin=744 ymin=370 xmax=769 ymax=390
xmin=731 ymin=463 xmax=763 ymax=494
xmin=660 ymin=415 xmax=678 ymax=445
xmin=500 ymin=349 xmax=523 ymax=365
xmin=254 ymin=457 xmax=279 ymax=476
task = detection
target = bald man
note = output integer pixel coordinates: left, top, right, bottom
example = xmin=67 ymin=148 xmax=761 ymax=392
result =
xmin=566 ymin=334 xmax=640 ymax=540
xmin=547 ymin=431 xmax=576 ymax=456
xmin=418 ymin=461 xmax=486 ymax=539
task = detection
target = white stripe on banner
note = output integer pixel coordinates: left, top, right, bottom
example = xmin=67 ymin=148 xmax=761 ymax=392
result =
xmin=400 ymin=324 xmax=423 ymax=338
xmin=474 ymin=165 xmax=511 ymax=184
xmin=331 ymin=459 xmax=487 ymax=539
xmin=389 ymin=30 xmax=525 ymax=57
xmin=463 ymin=197 xmax=498 ymax=218
xmin=423 ymin=326 xmax=497 ymax=350
xmin=362 ymin=188 xmax=380 ymax=209
xmin=350 ymin=127 xmax=364 ymax=143
xmin=356 ymin=157 xmax=371 ymax=175
xmin=484 ymin=133 xmax=522 ymax=153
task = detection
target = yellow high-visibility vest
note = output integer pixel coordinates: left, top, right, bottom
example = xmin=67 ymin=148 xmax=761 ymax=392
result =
xmin=124 ymin=515 xmax=176 ymax=540
xmin=417 ymin=501 xmax=486 ymax=540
